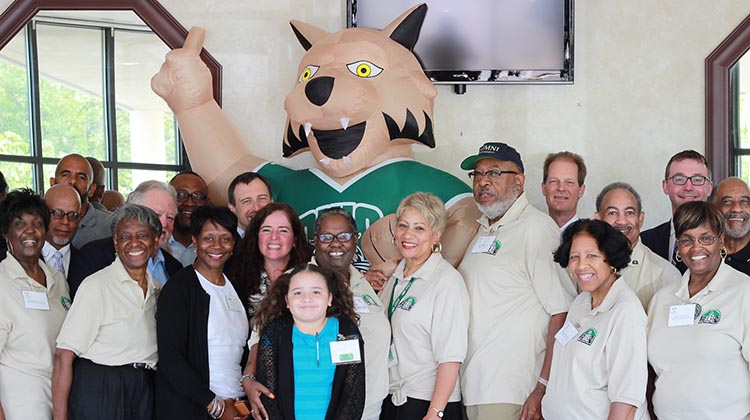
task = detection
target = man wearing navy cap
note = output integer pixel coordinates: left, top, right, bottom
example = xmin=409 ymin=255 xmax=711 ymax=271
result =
xmin=457 ymin=142 xmax=576 ymax=420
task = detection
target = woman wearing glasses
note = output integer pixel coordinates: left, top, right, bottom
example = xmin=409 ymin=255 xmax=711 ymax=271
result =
xmin=379 ymin=192 xmax=469 ymax=420
xmin=647 ymin=201 xmax=750 ymax=419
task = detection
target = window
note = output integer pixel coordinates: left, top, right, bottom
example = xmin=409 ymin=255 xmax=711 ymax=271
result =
xmin=0 ymin=12 xmax=183 ymax=194
xmin=731 ymin=53 xmax=750 ymax=181
xmin=705 ymin=13 xmax=750 ymax=183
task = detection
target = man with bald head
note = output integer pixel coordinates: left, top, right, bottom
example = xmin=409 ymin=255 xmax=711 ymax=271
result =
xmin=713 ymin=177 xmax=750 ymax=276
xmin=594 ymin=182 xmax=681 ymax=311
xmin=42 ymin=185 xmax=82 ymax=281
xmin=166 ymin=171 xmax=209 ymax=266
xmin=50 ymin=154 xmax=112 ymax=248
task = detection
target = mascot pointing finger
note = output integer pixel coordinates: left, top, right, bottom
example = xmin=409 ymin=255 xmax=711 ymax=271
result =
xmin=152 ymin=4 xmax=479 ymax=273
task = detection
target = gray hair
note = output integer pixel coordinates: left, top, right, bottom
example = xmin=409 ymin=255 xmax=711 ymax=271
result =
xmin=596 ymin=182 xmax=643 ymax=214
xmin=314 ymin=207 xmax=358 ymax=235
xmin=127 ymin=180 xmax=177 ymax=206
xmin=110 ymin=203 xmax=162 ymax=238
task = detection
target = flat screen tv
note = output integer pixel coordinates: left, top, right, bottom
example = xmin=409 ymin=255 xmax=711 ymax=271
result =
xmin=347 ymin=0 xmax=574 ymax=91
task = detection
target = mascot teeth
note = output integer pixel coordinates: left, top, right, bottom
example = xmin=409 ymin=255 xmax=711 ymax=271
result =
xmin=340 ymin=118 xmax=349 ymax=130
xmin=319 ymin=158 xmax=331 ymax=165
xmin=304 ymin=122 xmax=312 ymax=137
xmin=343 ymin=155 xmax=351 ymax=164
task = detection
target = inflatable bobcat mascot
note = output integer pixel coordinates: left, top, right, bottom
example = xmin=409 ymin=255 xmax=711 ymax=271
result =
xmin=152 ymin=4 xmax=479 ymax=273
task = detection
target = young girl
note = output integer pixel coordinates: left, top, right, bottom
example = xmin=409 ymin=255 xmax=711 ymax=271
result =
xmin=253 ymin=264 xmax=365 ymax=420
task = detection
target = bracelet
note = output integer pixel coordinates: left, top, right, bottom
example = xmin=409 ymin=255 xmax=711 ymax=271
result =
xmin=537 ymin=377 xmax=549 ymax=387
xmin=208 ymin=397 xmax=225 ymax=419
xmin=240 ymin=373 xmax=256 ymax=386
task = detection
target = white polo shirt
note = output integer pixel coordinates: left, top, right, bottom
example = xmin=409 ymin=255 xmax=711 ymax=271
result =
xmin=379 ymin=252 xmax=469 ymax=405
xmin=57 ymin=258 xmax=160 ymax=368
xmin=458 ymin=193 xmax=576 ymax=406
xmin=621 ymin=240 xmax=681 ymax=312
xmin=0 ymin=257 xmax=70 ymax=419
xmin=647 ymin=262 xmax=750 ymax=420
xmin=542 ymin=279 xmax=649 ymax=420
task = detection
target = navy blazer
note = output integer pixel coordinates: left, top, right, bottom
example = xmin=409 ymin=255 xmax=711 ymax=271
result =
xmin=68 ymin=236 xmax=183 ymax=298
xmin=640 ymin=220 xmax=687 ymax=274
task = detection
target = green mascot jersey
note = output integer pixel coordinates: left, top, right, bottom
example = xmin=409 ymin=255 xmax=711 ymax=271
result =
xmin=257 ymin=157 xmax=472 ymax=268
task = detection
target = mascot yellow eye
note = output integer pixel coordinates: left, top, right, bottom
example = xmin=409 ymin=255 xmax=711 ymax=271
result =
xmin=299 ymin=65 xmax=320 ymax=82
xmin=347 ymin=61 xmax=383 ymax=78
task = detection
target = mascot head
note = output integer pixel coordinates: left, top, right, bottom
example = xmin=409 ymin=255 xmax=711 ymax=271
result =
xmin=283 ymin=4 xmax=438 ymax=178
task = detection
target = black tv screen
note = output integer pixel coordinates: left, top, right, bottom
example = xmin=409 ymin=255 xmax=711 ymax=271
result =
xmin=348 ymin=0 xmax=574 ymax=86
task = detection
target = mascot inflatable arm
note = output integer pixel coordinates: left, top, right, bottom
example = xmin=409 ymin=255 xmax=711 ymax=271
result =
xmin=151 ymin=5 xmax=479 ymax=273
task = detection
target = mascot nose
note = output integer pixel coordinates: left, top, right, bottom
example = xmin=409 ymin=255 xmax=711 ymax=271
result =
xmin=305 ymin=76 xmax=334 ymax=106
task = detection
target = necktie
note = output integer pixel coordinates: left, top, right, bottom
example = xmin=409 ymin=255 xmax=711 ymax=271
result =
xmin=51 ymin=251 xmax=65 ymax=277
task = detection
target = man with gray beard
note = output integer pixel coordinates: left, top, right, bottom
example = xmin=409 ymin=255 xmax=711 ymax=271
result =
xmin=713 ymin=177 xmax=750 ymax=276
xmin=42 ymin=184 xmax=82 ymax=281
xmin=457 ymin=142 xmax=576 ymax=420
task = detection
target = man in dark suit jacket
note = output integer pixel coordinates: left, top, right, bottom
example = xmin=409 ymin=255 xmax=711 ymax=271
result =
xmin=641 ymin=150 xmax=713 ymax=273
xmin=68 ymin=180 xmax=181 ymax=297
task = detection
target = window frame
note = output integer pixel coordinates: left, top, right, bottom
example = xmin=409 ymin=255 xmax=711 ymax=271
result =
xmin=0 ymin=0 xmax=222 ymax=191
xmin=705 ymin=13 xmax=750 ymax=181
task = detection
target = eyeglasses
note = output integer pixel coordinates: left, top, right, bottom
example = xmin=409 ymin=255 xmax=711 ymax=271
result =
xmin=467 ymin=170 xmax=518 ymax=181
xmin=677 ymin=235 xmax=718 ymax=247
xmin=50 ymin=209 xmax=82 ymax=221
xmin=317 ymin=232 xmax=356 ymax=243
xmin=176 ymin=191 xmax=208 ymax=203
xmin=668 ymin=175 xmax=710 ymax=186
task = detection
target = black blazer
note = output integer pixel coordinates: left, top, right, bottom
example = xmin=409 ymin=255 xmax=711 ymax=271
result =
xmin=640 ymin=220 xmax=687 ymax=274
xmin=154 ymin=266 xmax=246 ymax=420
xmin=67 ymin=236 xmax=183 ymax=298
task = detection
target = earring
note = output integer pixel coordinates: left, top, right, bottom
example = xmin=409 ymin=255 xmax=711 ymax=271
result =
xmin=721 ymin=247 xmax=728 ymax=259
xmin=674 ymin=252 xmax=682 ymax=263
xmin=391 ymin=236 xmax=397 ymax=246
xmin=432 ymin=242 xmax=443 ymax=254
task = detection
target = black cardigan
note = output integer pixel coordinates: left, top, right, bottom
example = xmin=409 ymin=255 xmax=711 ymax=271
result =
xmin=154 ymin=265 xmax=247 ymax=419
xmin=256 ymin=314 xmax=366 ymax=420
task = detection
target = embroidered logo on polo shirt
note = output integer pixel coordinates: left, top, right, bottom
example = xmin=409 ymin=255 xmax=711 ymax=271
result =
xmin=698 ymin=309 xmax=721 ymax=324
xmin=60 ymin=296 xmax=72 ymax=311
xmin=694 ymin=303 xmax=702 ymax=320
xmin=398 ymin=296 xmax=417 ymax=311
xmin=361 ymin=294 xmax=379 ymax=306
xmin=577 ymin=328 xmax=597 ymax=346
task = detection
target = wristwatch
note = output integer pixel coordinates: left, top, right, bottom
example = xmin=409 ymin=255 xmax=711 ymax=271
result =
xmin=431 ymin=406 xmax=444 ymax=418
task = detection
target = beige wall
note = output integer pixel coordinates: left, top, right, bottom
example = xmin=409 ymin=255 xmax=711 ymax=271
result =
xmin=2 ymin=0 xmax=749 ymax=228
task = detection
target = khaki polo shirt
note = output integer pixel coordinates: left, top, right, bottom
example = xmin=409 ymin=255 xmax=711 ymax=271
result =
xmin=542 ymin=279 xmax=649 ymax=420
xmin=647 ymin=262 xmax=750 ymax=420
xmin=380 ymin=253 xmax=469 ymax=404
xmin=348 ymin=265 xmax=391 ymax=420
xmin=458 ymin=193 xmax=576 ymax=406
xmin=57 ymin=258 xmax=160 ymax=367
xmin=0 ymin=257 xmax=70 ymax=418
xmin=621 ymin=240 xmax=681 ymax=312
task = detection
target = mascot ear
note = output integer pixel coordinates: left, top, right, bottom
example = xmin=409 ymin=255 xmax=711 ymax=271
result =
xmin=383 ymin=3 xmax=428 ymax=52
xmin=290 ymin=20 xmax=330 ymax=51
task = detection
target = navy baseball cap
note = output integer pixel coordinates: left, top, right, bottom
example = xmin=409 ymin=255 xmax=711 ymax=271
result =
xmin=460 ymin=142 xmax=525 ymax=173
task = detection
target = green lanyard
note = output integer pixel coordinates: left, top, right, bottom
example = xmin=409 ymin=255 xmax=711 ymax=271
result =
xmin=388 ymin=277 xmax=415 ymax=321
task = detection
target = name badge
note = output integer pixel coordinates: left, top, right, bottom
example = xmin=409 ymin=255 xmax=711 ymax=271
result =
xmin=555 ymin=321 xmax=578 ymax=346
xmin=388 ymin=343 xmax=399 ymax=368
xmin=330 ymin=339 xmax=361 ymax=365
xmin=353 ymin=296 xmax=370 ymax=313
xmin=471 ymin=236 xmax=500 ymax=255
xmin=668 ymin=304 xmax=696 ymax=327
xmin=23 ymin=291 xmax=50 ymax=310
xmin=226 ymin=295 xmax=243 ymax=312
